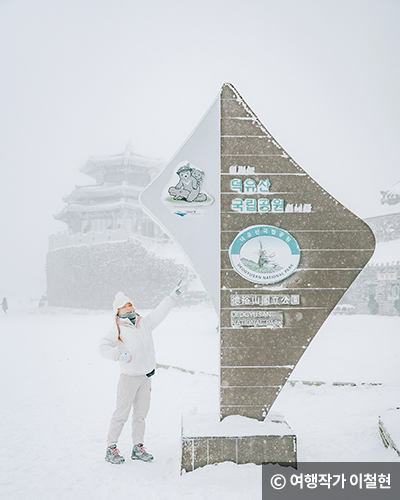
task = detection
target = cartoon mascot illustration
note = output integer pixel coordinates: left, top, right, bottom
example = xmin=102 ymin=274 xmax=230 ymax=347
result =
xmin=168 ymin=163 xmax=207 ymax=202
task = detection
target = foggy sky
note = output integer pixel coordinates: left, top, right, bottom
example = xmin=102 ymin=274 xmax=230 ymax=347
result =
xmin=1 ymin=0 xmax=399 ymax=299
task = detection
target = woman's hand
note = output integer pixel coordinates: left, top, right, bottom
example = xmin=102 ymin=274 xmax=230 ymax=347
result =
xmin=118 ymin=352 xmax=132 ymax=363
xmin=170 ymin=280 xmax=187 ymax=300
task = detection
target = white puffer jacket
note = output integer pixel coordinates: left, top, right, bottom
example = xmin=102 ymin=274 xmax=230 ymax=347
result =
xmin=99 ymin=296 xmax=175 ymax=376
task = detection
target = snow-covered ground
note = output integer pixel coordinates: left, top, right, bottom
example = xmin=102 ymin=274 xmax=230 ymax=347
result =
xmin=0 ymin=305 xmax=399 ymax=500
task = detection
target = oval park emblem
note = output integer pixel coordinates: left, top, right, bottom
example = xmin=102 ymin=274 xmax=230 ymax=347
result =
xmin=229 ymin=225 xmax=301 ymax=284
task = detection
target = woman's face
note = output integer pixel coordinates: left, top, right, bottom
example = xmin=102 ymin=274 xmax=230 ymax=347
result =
xmin=118 ymin=302 xmax=134 ymax=315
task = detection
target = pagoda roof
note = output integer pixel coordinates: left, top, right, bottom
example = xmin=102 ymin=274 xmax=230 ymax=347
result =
xmin=54 ymin=200 xmax=141 ymax=220
xmin=80 ymin=145 xmax=162 ymax=176
xmin=64 ymin=183 xmax=142 ymax=202
xmin=381 ymin=181 xmax=400 ymax=206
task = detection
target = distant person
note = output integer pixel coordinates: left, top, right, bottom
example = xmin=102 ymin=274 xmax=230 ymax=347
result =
xmin=99 ymin=281 xmax=185 ymax=465
xmin=2 ymin=297 xmax=7 ymax=314
xmin=394 ymin=296 xmax=400 ymax=316
xmin=368 ymin=295 xmax=379 ymax=315
xmin=38 ymin=294 xmax=47 ymax=308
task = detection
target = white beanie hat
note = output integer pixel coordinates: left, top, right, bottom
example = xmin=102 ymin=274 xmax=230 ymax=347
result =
xmin=112 ymin=292 xmax=134 ymax=314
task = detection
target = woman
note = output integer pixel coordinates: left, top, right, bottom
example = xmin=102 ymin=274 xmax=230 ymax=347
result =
xmin=99 ymin=282 xmax=184 ymax=464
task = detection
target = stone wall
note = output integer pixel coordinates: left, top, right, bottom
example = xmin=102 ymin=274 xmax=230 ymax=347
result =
xmin=49 ymin=229 xmax=171 ymax=252
xmin=46 ymin=238 xmax=190 ymax=309
xmin=365 ymin=213 xmax=400 ymax=242
xmin=340 ymin=262 xmax=400 ymax=316
xmin=338 ymin=213 xmax=400 ymax=316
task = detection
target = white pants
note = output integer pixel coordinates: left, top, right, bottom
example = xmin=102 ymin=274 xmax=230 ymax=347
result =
xmin=107 ymin=374 xmax=151 ymax=447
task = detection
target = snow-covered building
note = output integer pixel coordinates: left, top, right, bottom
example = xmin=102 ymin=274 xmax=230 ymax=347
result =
xmin=339 ymin=181 xmax=400 ymax=316
xmin=46 ymin=145 xmax=190 ymax=310
xmin=52 ymin=144 xmax=164 ymax=243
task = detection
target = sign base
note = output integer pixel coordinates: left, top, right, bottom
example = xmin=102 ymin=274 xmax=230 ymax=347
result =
xmin=181 ymin=412 xmax=297 ymax=473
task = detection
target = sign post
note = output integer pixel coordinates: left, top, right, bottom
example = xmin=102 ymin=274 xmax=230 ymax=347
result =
xmin=141 ymin=83 xmax=375 ymax=471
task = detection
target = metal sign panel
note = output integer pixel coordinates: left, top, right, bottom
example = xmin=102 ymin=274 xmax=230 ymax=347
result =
xmin=140 ymin=97 xmax=221 ymax=312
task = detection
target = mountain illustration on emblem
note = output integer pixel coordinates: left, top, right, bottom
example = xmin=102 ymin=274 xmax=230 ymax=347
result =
xmin=240 ymin=240 xmax=282 ymax=274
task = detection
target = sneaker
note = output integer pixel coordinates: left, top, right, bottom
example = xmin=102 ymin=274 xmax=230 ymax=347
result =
xmin=131 ymin=443 xmax=154 ymax=462
xmin=105 ymin=445 xmax=125 ymax=464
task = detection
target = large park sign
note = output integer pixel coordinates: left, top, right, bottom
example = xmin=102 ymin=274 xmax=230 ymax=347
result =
xmin=219 ymin=84 xmax=374 ymax=420
xmin=141 ymin=83 xmax=375 ymax=468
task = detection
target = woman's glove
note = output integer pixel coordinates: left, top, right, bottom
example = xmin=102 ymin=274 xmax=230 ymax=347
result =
xmin=170 ymin=280 xmax=186 ymax=300
xmin=118 ymin=352 xmax=132 ymax=363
